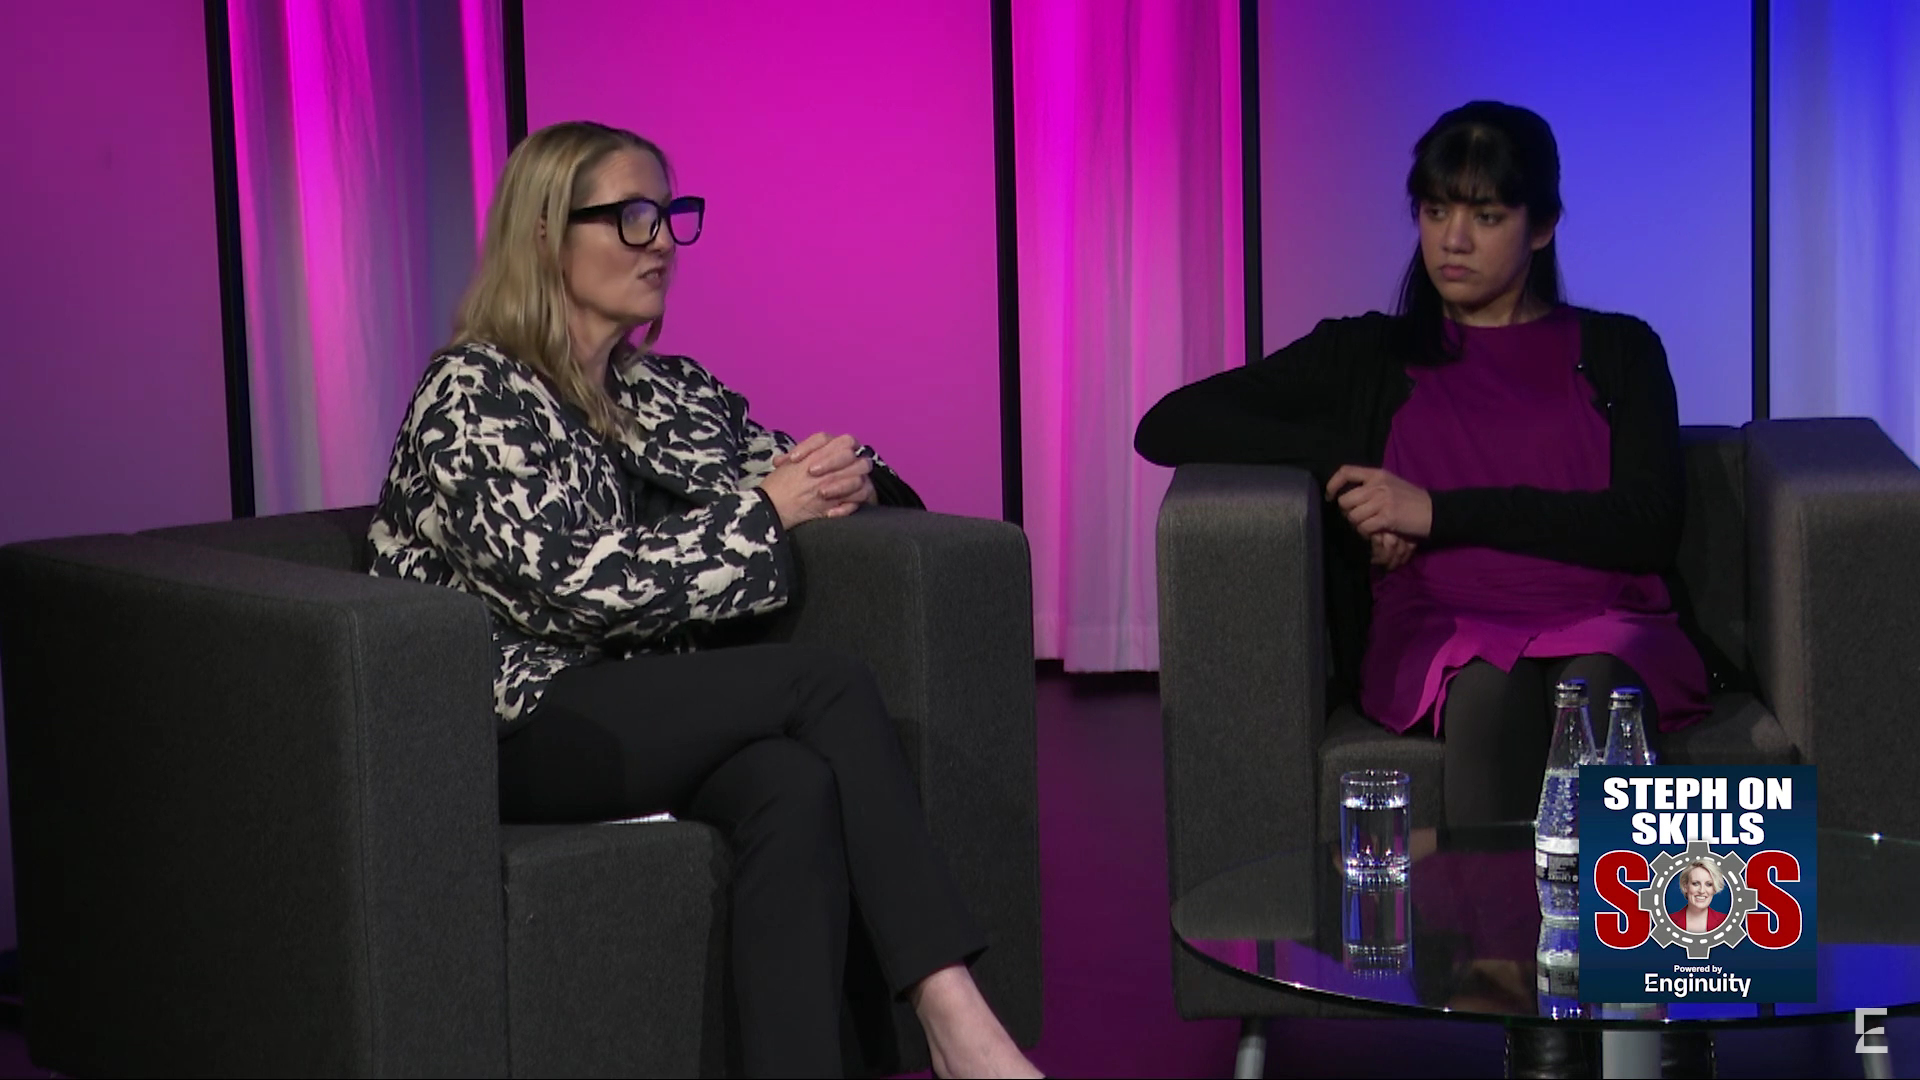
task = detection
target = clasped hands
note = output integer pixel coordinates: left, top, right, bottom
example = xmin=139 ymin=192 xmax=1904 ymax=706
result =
xmin=1324 ymin=464 xmax=1431 ymax=572
xmin=760 ymin=432 xmax=879 ymax=529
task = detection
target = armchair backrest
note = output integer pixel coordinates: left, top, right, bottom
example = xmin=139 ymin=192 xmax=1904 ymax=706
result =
xmin=1674 ymin=426 xmax=1750 ymax=685
xmin=144 ymin=505 xmax=377 ymax=572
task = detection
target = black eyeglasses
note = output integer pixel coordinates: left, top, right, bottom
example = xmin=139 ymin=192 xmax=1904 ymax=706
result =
xmin=567 ymin=195 xmax=706 ymax=247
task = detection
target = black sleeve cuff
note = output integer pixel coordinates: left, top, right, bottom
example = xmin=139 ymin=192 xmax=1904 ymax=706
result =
xmin=871 ymin=464 xmax=926 ymax=510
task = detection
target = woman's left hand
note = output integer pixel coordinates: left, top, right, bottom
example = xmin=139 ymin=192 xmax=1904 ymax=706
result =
xmin=1370 ymin=531 xmax=1418 ymax=571
xmin=1326 ymin=465 xmax=1432 ymax=539
xmin=773 ymin=432 xmax=879 ymax=508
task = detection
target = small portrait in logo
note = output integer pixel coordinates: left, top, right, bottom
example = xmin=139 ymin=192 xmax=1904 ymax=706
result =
xmin=1665 ymin=858 xmax=1730 ymax=933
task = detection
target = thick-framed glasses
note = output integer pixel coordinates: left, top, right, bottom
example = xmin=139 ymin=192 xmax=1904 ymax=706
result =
xmin=567 ymin=195 xmax=706 ymax=247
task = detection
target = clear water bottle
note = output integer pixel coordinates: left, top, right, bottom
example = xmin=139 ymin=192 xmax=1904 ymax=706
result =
xmin=1602 ymin=686 xmax=1656 ymax=766
xmin=1537 ymin=869 xmax=1581 ymax=922
xmin=1535 ymin=918 xmax=1583 ymax=1019
xmin=1534 ymin=679 xmax=1595 ymax=883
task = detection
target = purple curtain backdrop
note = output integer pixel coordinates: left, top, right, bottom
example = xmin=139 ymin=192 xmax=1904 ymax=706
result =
xmin=1771 ymin=0 xmax=1920 ymax=459
xmin=520 ymin=1 xmax=1003 ymax=523
xmin=0 ymin=0 xmax=231 ymax=544
xmin=228 ymin=0 xmax=506 ymax=515
xmin=1015 ymin=0 xmax=1244 ymax=671
xmin=1 ymin=0 xmax=235 ymax=952
xmin=1257 ymin=0 xmax=1754 ymax=430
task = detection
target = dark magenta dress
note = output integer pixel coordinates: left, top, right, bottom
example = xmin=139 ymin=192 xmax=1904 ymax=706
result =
xmin=1356 ymin=307 xmax=1711 ymax=735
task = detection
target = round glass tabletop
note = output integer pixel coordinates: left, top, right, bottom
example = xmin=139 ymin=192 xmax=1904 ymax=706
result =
xmin=1172 ymin=824 xmax=1920 ymax=1028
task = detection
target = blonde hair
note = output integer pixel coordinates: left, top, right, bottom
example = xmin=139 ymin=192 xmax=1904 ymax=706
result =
xmin=1681 ymin=860 xmax=1726 ymax=894
xmin=451 ymin=121 xmax=668 ymax=440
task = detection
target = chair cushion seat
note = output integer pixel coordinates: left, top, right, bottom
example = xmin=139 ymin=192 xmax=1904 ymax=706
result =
xmin=1315 ymin=693 xmax=1795 ymax=840
xmin=1656 ymin=693 xmax=1797 ymax=766
xmin=501 ymin=821 xmax=731 ymax=1078
xmin=1318 ymin=706 xmax=1445 ymax=842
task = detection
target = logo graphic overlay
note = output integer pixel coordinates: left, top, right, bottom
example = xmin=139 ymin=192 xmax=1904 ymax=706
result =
xmin=1580 ymin=766 xmax=1817 ymax=1003
xmin=1856 ymin=1008 xmax=1889 ymax=1056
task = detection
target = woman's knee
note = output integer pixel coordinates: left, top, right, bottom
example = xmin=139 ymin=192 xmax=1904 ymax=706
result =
xmin=696 ymin=739 xmax=842 ymax=843
xmin=780 ymin=646 xmax=893 ymax=738
xmin=1447 ymin=659 xmax=1514 ymax=700
xmin=1550 ymin=653 xmax=1658 ymax=725
xmin=1442 ymin=659 xmax=1543 ymax=738
xmin=790 ymin=643 xmax=881 ymax=693
xmin=755 ymin=739 xmax=839 ymax=812
xmin=703 ymin=742 xmax=849 ymax=913
xmin=1551 ymin=653 xmax=1647 ymax=693
xmin=740 ymin=642 xmax=882 ymax=700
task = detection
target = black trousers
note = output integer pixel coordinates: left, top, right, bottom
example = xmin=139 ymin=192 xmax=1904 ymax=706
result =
xmin=498 ymin=643 xmax=987 ymax=1078
xmin=1441 ymin=653 xmax=1655 ymax=826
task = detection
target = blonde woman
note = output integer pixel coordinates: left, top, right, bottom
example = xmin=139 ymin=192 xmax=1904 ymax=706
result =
xmin=369 ymin=121 xmax=1037 ymax=1079
xmin=1674 ymin=860 xmax=1728 ymax=933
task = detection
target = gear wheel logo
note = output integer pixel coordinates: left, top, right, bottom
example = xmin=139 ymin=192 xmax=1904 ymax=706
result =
xmin=1635 ymin=840 xmax=1762 ymax=959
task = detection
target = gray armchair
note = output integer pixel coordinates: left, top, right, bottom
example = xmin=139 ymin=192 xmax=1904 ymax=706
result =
xmin=0 ymin=505 xmax=1042 ymax=1078
xmin=1157 ymin=417 xmax=1920 ymax=1026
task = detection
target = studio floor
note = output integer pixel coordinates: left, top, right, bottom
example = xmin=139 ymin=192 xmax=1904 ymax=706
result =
xmin=1010 ymin=669 xmax=1908 ymax=1079
xmin=0 ymin=668 xmax=1906 ymax=1078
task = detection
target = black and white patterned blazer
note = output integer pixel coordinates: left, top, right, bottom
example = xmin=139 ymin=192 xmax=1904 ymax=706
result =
xmin=368 ymin=341 xmax=882 ymax=730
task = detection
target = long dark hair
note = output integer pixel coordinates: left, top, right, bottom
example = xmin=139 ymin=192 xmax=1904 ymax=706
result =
xmin=1395 ymin=101 xmax=1565 ymax=365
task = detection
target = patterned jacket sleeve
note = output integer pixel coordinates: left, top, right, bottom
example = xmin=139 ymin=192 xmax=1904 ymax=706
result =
xmin=416 ymin=361 xmax=792 ymax=645
xmin=735 ymin=410 xmax=797 ymax=490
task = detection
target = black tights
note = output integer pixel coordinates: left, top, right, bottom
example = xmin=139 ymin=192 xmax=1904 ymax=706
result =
xmin=1447 ymin=657 xmax=1715 ymax=1078
xmin=1441 ymin=653 xmax=1655 ymax=827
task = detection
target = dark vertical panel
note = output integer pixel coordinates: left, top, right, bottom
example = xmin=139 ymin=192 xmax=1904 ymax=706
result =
xmin=204 ymin=0 xmax=256 ymax=519
xmin=991 ymin=0 xmax=1024 ymax=525
xmin=503 ymin=0 xmax=528 ymax=149
xmin=1240 ymin=0 xmax=1261 ymax=367
xmin=1752 ymin=0 xmax=1770 ymax=421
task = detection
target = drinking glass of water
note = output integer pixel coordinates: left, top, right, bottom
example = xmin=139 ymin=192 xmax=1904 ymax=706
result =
xmin=1341 ymin=769 xmax=1411 ymax=886
xmin=1343 ymin=882 xmax=1411 ymax=974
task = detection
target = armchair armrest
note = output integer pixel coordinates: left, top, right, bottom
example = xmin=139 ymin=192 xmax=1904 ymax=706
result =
xmin=0 ymin=535 xmax=507 ymax=1077
xmin=1745 ymin=418 xmax=1920 ymax=837
xmin=751 ymin=508 xmax=1042 ymax=1047
xmin=1156 ymin=465 xmax=1327 ymax=902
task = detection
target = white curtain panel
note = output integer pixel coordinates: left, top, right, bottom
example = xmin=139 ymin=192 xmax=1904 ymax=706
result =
xmin=227 ymin=0 xmax=507 ymax=514
xmin=1771 ymin=0 xmax=1920 ymax=458
xmin=1014 ymin=0 xmax=1244 ymax=671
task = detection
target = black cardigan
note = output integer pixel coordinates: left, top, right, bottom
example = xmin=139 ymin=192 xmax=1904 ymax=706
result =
xmin=1134 ymin=308 xmax=1692 ymax=705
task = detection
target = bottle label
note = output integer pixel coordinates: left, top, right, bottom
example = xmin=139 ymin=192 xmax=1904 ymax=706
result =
xmin=1535 ymin=847 xmax=1580 ymax=882
xmin=1537 ymin=963 xmax=1580 ymax=998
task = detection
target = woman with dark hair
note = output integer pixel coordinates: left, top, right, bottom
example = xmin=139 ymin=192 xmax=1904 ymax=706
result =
xmin=1137 ymin=100 xmax=1711 ymax=825
xmin=1137 ymin=99 xmax=1715 ymax=1078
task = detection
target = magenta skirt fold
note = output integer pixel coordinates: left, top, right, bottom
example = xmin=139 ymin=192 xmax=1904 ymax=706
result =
xmin=1357 ymin=592 xmax=1712 ymax=736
